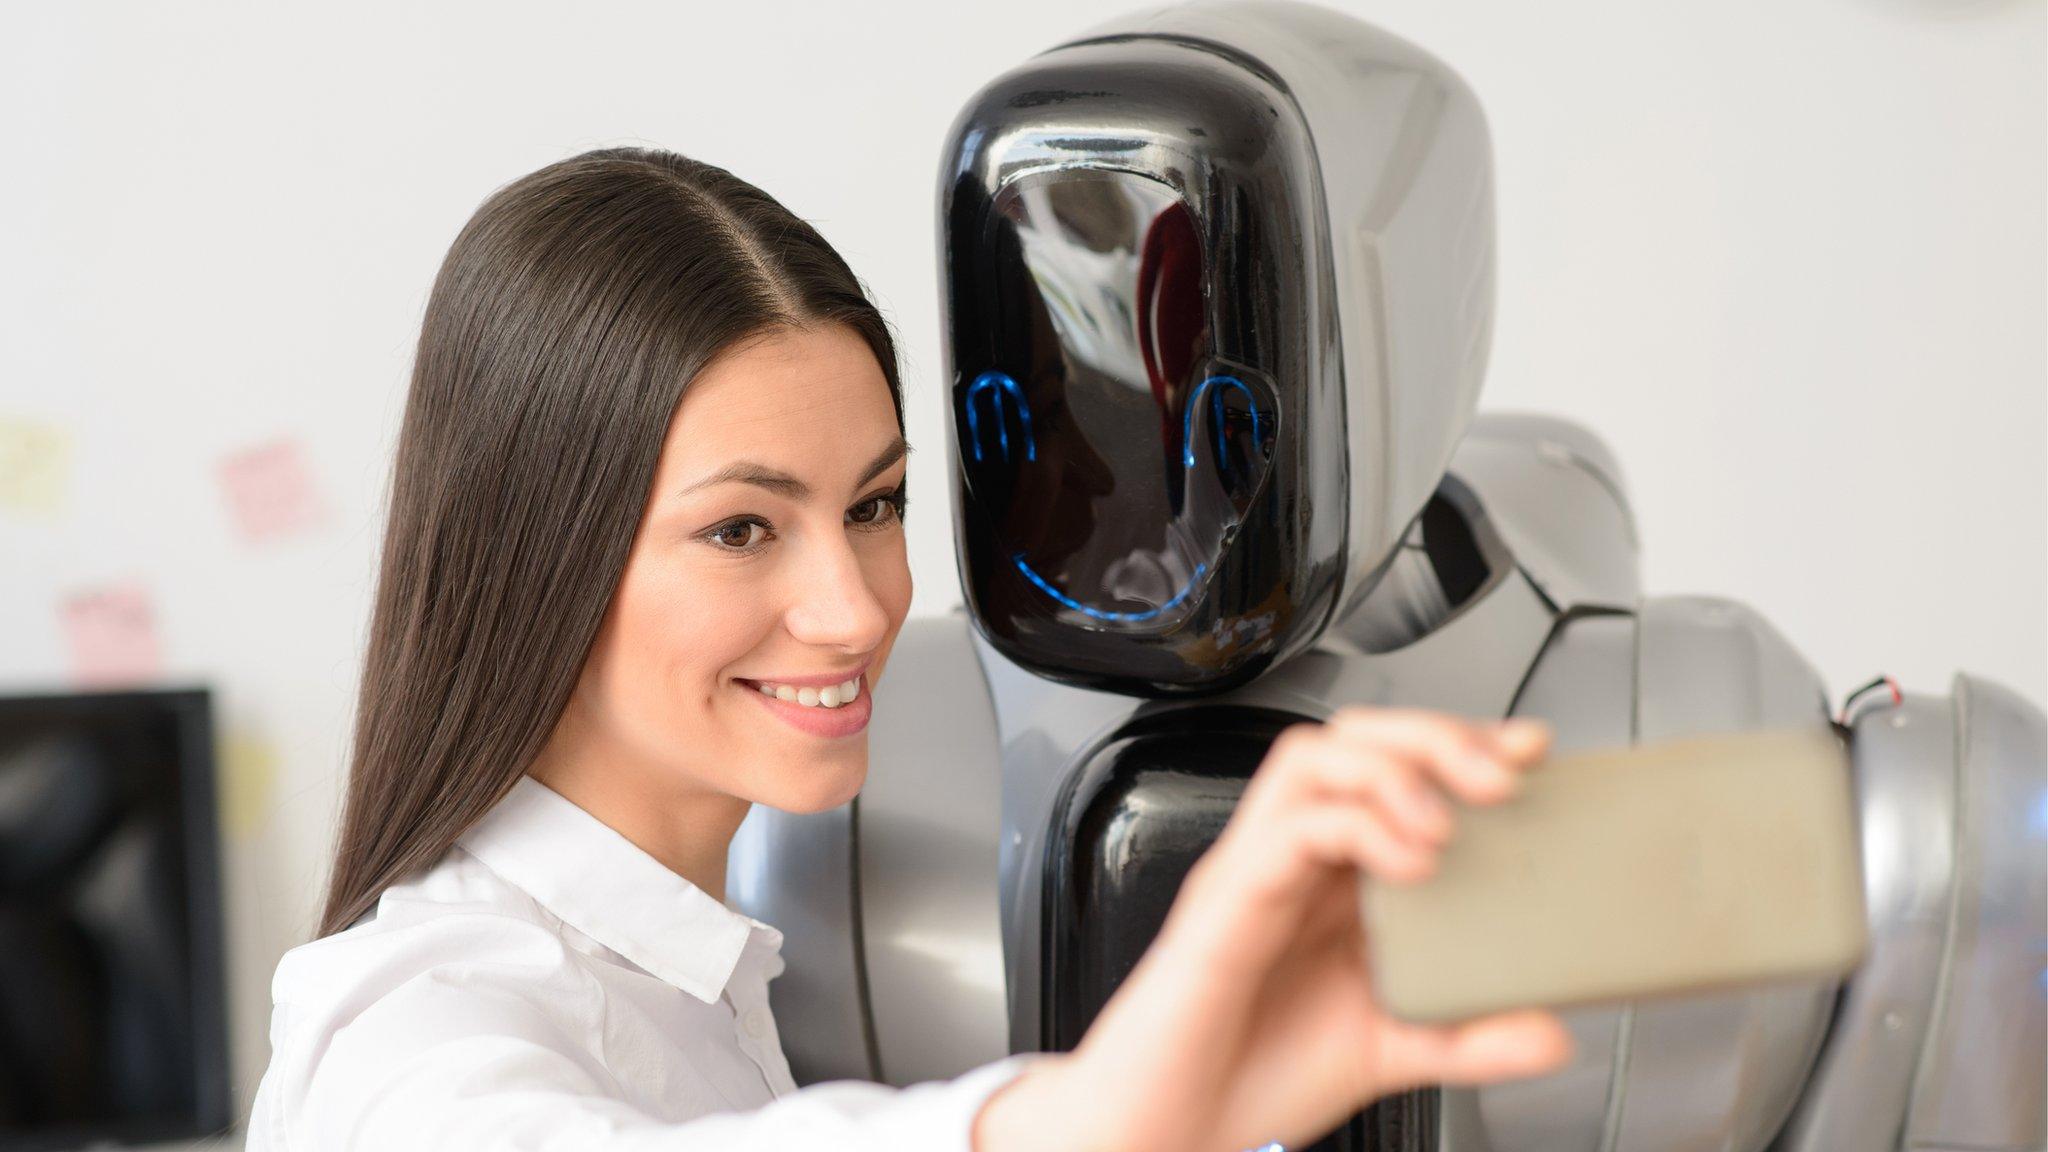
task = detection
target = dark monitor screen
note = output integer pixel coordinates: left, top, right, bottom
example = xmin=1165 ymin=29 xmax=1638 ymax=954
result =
xmin=0 ymin=688 xmax=230 ymax=1151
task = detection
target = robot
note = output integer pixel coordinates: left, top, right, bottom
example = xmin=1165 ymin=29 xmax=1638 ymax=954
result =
xmin=728 ymin=4 xmax=2047 ymax=1148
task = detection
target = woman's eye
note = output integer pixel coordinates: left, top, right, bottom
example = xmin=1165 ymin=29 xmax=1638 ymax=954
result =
xmin=850 ymin=488 xmax=907 ymax=528
xmin=706 ymin=519 xmax=768 ymax=550
xmin=703 ymin=491 xmax=902 ymax=552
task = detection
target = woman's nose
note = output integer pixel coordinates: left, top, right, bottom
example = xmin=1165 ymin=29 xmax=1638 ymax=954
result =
xmin=783 ymin=534 xmax=891 ymax=652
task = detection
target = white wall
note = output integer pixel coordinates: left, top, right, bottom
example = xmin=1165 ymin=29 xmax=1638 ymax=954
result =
xmin=2 ymin=0 xmax=2041 ymax=1125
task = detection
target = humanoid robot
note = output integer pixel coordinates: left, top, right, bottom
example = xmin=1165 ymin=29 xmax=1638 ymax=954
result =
xmin=728 ymin=4 xmax=2047 ymax=1149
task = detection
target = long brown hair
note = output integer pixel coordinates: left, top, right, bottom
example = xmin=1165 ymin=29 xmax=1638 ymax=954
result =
xmin=317 ymin=147 xmax=904 ymax=939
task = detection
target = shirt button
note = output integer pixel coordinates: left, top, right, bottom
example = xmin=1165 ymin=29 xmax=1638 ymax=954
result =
xmin=743 ymin=1008 xmax=767 ymax=1039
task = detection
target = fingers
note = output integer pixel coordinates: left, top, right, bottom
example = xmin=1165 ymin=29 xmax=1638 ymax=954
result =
xmin=1321 ymin=707 xmax=1552 ymax=804
xmin=1178 ymin=709 xmax=1555 ymax=963
xmin=1284 ymin=805 xmax=1438 ymax=885
xmin=1237 ymin=711 xmax=1551 ymax=860
xmin=1277 ymin=754 xmax=1470 ymax=887
xmin=1373 ymin=1008 xmax=1576 ymax=1090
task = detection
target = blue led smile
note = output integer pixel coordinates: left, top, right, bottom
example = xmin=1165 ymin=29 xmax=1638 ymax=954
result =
xmin=1012 ymin=554 xmax=1208 ymax=622
xmin=1183 ymin=374 xmax=1262 ymax=470
xmin=964 ymin=371 xmax=1036 ymax=462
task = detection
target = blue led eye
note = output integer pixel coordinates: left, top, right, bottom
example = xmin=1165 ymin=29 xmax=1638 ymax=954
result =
xmin=964 ymin=371 xmax=1037 ymax=463
xmin=1182 ymin=375 xmax=1262 ymax=472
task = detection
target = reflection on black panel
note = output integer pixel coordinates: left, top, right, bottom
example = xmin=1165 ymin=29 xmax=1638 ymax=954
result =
xmin=0 ymin=690 xmax=228 ymax=1151
xmin=959 ymin=172 xmax=1277 ymax=632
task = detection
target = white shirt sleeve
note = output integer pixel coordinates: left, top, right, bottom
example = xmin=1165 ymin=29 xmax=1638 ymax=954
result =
xmin=283 ymin=966 xmax=1052 ymax=1152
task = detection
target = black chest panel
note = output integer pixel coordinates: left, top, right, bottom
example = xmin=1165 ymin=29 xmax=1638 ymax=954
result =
xmin=1041 ymin=704 xmax=1437 ymax=1151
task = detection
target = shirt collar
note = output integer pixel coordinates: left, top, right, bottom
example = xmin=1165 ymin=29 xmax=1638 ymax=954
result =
xmin=455 ymin=774 xmax=783 ymax=1004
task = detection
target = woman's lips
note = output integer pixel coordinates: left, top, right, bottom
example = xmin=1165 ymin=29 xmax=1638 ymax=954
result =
xmin=740 ymin=673 xmax=872 ymax=738
xmin=739 ymin=659 xmax=872 ymax=690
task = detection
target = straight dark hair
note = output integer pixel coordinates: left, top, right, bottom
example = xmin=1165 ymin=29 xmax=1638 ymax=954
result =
xmin=316 ymin=146 xmax=904 ymax=939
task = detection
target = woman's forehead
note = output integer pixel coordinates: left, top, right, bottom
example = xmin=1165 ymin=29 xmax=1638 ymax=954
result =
xmin=661 ymin=325 xmax=897 ymax=478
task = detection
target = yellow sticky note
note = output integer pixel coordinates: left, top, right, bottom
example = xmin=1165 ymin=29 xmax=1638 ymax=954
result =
xmin=0 ymin=417 xmax=69 ymax=515
xmin=219 ymin=727 xmax=280 ymax=841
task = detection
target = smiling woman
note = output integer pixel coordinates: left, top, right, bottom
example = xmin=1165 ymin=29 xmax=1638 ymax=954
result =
xmin=239 ymin=146 xmax=1063 ymax=1150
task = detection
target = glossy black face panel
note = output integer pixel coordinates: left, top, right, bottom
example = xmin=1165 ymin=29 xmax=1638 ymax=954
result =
xmin=1041 ymin=705 xmax=1435 ymax=1151
xmin=940 ymin=37 xmax=1350 ymax=696
xmin=964 ymin=174 xmax=1279 ymax=634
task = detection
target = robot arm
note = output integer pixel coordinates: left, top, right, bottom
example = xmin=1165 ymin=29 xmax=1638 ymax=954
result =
xmin=1471 ymin=584 xmax=2044 ymax=1152
xmin=1779 ymin=671 xmax=2046 ymax=1152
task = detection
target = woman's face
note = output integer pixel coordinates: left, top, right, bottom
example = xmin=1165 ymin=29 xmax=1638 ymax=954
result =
xmin=553 ymin=322 xmax=912 ymax=819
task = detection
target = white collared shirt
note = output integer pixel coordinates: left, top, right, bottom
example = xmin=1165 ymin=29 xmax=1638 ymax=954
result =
xmin=245 ymin=775 xmax=1047 ymax=1151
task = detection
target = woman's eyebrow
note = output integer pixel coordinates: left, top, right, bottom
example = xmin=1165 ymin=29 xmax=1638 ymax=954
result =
xmin=678 ymin=435 xmax=909 ymax=501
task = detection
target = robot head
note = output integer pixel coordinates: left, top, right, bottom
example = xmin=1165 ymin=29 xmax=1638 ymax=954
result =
xmin=940 ymin=1 xmax=1495 ymax=695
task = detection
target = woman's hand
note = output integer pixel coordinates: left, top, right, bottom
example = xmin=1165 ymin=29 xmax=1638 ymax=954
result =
xmin=974 ymin=708 xmax=1574 ymax=1152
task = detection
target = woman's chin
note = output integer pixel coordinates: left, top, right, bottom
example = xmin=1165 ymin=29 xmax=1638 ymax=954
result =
xmin=764 ymin=759 xmax=867 ymax=814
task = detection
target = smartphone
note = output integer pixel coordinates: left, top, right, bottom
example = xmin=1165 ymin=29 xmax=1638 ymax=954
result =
xmin=1357 ymin=725 xmax=1869 ymax=1024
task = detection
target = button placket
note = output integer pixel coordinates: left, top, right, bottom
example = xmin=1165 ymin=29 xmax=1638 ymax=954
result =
xmin=723 ymin=984 xmax=778 ymax=1093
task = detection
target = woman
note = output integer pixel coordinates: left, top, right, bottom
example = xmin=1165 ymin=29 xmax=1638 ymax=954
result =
xmin=244 ymin=146 xmax=1573 ymax=1152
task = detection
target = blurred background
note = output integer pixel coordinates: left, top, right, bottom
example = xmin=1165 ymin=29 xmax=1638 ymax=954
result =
xmin=0 ymin=0 xmax=2041 ymax=1146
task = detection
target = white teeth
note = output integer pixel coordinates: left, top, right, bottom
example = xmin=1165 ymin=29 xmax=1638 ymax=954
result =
xmin=751 ymin=676 xmax=862 ymax=709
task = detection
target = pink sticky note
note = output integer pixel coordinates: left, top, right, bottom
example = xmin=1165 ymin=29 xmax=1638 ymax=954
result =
xmin=60 ymin=580 xmax=163 ymax=686
xmin=217 ymin=438 xmax=328 ymax=543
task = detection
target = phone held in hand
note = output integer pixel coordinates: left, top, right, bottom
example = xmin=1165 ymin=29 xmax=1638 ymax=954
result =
xmin=1359 ymin=726 xmax=1870 ymax=1024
